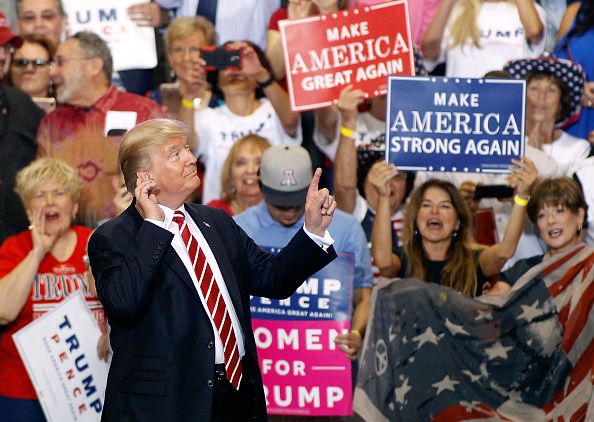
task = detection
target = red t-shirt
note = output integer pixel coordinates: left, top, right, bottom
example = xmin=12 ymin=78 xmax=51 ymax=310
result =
xmin=207 ymin=199 xmax=234 ymax=216
xmin=0 ymin=226 xmax=105 ymax=399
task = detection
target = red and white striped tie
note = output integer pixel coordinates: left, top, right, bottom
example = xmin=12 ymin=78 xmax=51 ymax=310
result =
xmin=173 ymin=211 xmax=243 ymax=389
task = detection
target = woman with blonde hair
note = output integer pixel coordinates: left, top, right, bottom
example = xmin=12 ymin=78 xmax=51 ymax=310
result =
xmin=371 ymin=157 xmax=537 ymax=296
xmin=0 ymin=158 xmax=108 ymax=420
xmin=207 ymin=134 xmax=271 ymax=216
xmin=422 ymin=0 xmax=545 ymax=77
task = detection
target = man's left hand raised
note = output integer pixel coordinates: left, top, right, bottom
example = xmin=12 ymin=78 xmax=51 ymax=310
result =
xmin=304 ymin=168 xmax=336 ymax=237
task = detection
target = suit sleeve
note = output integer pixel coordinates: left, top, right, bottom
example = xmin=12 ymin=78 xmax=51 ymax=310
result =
xmin=88 ymin=220 xmax=174 ymax=320
xmin=230 ymin=218 xmax=337 ymax=299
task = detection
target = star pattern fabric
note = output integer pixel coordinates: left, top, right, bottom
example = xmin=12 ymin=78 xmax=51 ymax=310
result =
xmin=354 ymin=244 xmax=594 ymax=421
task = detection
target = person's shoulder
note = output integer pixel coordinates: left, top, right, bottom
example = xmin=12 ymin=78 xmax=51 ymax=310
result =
xmin=113 ymin=89 xmax=163 ymax=113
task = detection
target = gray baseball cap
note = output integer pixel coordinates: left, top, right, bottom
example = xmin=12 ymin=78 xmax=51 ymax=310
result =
xmin=259 ymin=144 xmax=313 ymax=207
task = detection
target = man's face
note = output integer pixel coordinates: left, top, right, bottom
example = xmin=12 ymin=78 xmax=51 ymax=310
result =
xmin=17 ymin=0 xmax=65 ymax=46
xmin=266 ymin=202 xmax=304 ymax=227
xmin=148 ymin=136 xmax=200 ymax=208
xmin=50 ymin=39 xmax=90 ymax=104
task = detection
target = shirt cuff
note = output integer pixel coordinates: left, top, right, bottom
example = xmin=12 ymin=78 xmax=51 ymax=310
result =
xmin=146 ymin=218 xmax=167 ymax=229
xmin=302 ymin=225 xmax=334 ymax=252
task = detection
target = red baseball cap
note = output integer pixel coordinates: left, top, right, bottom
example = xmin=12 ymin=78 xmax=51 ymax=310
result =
xmin=0 ymin=12 xmax=23 ymax=48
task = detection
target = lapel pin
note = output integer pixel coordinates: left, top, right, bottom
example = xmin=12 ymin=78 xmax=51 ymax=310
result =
xmin=203 ymin=222 xmax=211 ymax=228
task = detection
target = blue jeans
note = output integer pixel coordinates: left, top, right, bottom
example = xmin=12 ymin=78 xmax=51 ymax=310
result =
xmin=0 ymin=395 xmax=46 ymax=421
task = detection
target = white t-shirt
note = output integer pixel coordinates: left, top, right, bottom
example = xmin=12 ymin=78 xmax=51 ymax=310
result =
xmin=195 ymin=98 xmax=302 ymax=204
xmin=539 ymin=130 xmax=591 ymax=176
xmin=313 ymin=111 xmax=385 ymax=161
xmin=415 ymin=145 xmax=563 ymax=268
xmin=441 ymin=1 xmax=546 ymax=77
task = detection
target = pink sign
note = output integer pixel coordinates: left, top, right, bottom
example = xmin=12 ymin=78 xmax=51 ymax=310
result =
xmin=280 ymin=1 xmax=414 ymax=111
xmin=250 ymin=254 xmax=354 ymax=416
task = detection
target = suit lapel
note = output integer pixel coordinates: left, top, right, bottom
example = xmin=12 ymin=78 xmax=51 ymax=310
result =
xmin=127 ymin=203 xmax=199 ymax=301
xmin=186 ymin=206 xmax=247 ymax=325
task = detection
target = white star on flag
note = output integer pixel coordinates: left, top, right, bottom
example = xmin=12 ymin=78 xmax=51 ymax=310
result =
xmin=462 ymin=369 xmax=481 ymax=383
xmin=485 ymin=341 xmax=513 ymax=360
xmin=475 ymin=308 xmax=493 ymax=321
xmin=518 ymin=300 xmax=541 ymax=322
xmin=395 ymin=377 xmax=412 ymax=404
xmin=432 ymin=375 xmax=459 ymax=395
xmin=412 ymin=327 xmax=439 ymax=349
xmin=445 ymin=318 xmax=469 ymax=336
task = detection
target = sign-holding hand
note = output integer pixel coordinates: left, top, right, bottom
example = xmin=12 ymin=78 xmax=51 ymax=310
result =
xmin=304 ymin=168 xmax=336 ymax=237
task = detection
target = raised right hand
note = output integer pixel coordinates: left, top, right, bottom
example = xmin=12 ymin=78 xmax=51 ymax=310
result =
xmin=459 ymin=180 xmax=479 ymax=214
xmin=337 ymin=85 xmax=366 ymax=127
xmin=30 ymin=207 xmax=59 ymax=261
xmin=135 ymin=172 xmax=164 ymax=221
xmin=366 ymin=161 xmax=398 ymax=197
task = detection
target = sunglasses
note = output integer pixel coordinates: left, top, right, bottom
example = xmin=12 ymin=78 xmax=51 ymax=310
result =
xmin=13 ymin=58 xmax=49 ymax=68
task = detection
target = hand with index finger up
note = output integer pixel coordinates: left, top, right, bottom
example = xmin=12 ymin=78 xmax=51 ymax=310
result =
xmin=304 ymin=168 xmax=336 ymax=237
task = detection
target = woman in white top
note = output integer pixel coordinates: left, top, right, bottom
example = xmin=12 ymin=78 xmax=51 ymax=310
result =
xmin=422 ymin=0 xmax=545 ymax=77
xmin=194 ymin=40 xmax=301 ymax=204
xmin=504 ymin=56 xmax=591 ymax=175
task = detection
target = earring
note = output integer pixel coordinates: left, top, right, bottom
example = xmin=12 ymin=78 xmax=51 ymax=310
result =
xmin=413 ymin=229 xmax=418 ymax=236
xmin=230 ymin=185 xmax=236 ymax=195
xmin=578 ymin=223 xmax=583 ymax=233
xmin=452 ymin=230 xmax=458 ymax=238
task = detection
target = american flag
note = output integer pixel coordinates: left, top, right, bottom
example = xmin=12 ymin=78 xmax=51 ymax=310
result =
xmin=354 ymin=244 xmax=594 ymax=421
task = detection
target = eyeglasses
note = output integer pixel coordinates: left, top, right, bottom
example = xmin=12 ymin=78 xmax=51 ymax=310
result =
xmin=13 ymin=58 xmax=50 ymax=68
xmin=50 ymin=56 xmax=91 ymax=68
xmin=171 ymin=46 xmax=201 ymax=56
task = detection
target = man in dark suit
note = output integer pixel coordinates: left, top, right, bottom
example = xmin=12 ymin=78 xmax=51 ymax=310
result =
xmin=88 ymin=118 xmax=337 ymax=421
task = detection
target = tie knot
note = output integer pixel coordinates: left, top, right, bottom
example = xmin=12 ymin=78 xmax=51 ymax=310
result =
xmin=173 ymin=211 xmax=185 ymax=228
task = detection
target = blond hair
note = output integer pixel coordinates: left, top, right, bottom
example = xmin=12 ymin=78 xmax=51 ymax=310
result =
xmin=402 ymin=179 xmax=482 ymax=296
xmin=448 ymin=0 xmax=512 ymax=49
xmin=15 ymin=158 xmax=82 ymax=206
xmin=165 ymin=16 xmax=216 ymax=51
xmin=220 ymin=135 xmax=271 ymax=201
xmin=119 ymin=119 xmax=190 ymax=193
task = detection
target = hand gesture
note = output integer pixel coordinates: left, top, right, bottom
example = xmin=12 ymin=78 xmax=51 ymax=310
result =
xmin=337 ymin=85 xmax=365 ymax=127
xmin=134 ymin=172 xmax=164 ymax=221
xmin=228 ymin=41 xmax=269 ymax=83
xmin=304 ymin=168 xmax=336 ymax=236
xmin=507 ymin=156 xmax=538 ymax=197
xmin=459 ymin=180 xmax=480 ymax=214
xmin=30 ymin=207 xmax=59 ymax=261
xmin=367 ymin=161 xmax=398 ymax=198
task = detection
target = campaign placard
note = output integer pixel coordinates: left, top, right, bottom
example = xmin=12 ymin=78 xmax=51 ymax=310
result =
xmin=280 ymin=1 xmax=414 ymax=111
xmin=63 ymin=0 xmax=157 ymax=71
xmin=386 ymin=77 xmax=526 ymax=173
xmin=13 ymin=292 xmax=109 ymax=422
xmin=251 ymin=252 xmax=354 ymax=416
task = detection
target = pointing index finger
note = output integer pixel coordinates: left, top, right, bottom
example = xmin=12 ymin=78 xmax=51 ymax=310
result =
xmin=308 ymin=168 xmax=322 ymax=194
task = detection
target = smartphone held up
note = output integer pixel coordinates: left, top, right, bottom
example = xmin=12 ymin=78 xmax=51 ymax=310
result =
xmin=200 ymin=46 xmax=241 ymax=71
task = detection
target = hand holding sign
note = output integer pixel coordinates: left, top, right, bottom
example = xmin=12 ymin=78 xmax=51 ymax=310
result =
xmin=337 ymin=85 xmax=366 ymax=127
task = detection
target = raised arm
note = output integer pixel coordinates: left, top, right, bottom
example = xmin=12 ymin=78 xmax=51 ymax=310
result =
xmin=516 ymin=0 xmax=545 ymax=44
xmin=333 ymin=85 xmax=366 ymax=212
xmin=238 ymin=42 xmax=300 ymax=137
xmin=479 ymin=156 xmax=538 ymax=277
xmin=305 ymin=168 xmax=337 ymax=236
xmin=0 ymin=210 xmax=57 ymax=324
xmin=369 ymin=162 xmax=402 ymax=278
xmin=422 ymin=0 xmax=457 ymax=61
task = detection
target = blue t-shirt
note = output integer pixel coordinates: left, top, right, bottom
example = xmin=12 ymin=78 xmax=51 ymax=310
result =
xmin=234 ymin=202 xmax=373 ymax=289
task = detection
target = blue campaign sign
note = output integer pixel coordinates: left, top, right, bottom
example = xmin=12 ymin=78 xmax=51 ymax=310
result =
xmin=386 ymin=77 xmax=526 ymax=173
xmin=250 ymin=251 xmax=354 ymax=322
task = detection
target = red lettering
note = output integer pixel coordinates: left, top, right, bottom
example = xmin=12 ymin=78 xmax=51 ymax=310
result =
xmin=59 ymin=352 xmax=68 ymax=362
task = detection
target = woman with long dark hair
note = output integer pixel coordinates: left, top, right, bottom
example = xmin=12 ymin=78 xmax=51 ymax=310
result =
xmin=371 ymin=158 xmax=537 ymax=297
xmin=554 ymin=1 xmax=594 ymax=143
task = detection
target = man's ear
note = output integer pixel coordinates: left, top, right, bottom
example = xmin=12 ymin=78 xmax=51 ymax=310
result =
xmin=88 ymin=56 xmax=105 ymax=78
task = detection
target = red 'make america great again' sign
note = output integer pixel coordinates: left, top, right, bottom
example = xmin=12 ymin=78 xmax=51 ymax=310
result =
xmin=280 ymin=1 xmax=414 ymax=111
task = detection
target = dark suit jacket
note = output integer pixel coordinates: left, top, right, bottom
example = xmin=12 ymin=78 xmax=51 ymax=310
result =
xmin=89 ymin=203 xmax=336 ymax=421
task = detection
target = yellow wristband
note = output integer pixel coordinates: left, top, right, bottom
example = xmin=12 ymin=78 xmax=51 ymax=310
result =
xmin=340 ymin=126 xmax=355 ymax=139
xmin=351 ymin=329 xmax=362 ymax=339
xmin=181 ymin=98 xmax=193 ymax=109
xmin=514 ymin=194 xmax=529 ymax=207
